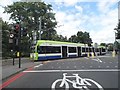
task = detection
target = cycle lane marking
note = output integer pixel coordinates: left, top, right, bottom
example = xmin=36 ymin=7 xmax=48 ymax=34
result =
xmin=51 ymin=73 xmax=104 ymax=90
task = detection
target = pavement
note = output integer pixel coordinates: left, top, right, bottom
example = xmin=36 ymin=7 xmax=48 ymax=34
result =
xmin=1 ymin=58 xmax=42 ymax=81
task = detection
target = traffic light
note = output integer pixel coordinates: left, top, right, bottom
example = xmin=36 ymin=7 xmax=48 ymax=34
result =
xmin=14 ymin=22 xmax=20 ymax=33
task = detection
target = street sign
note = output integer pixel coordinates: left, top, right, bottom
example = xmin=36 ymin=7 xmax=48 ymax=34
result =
xmin=10 ymin=34 xmax=14 ymax=38
xmin=9 ymin=39 xmax=13 ymax=43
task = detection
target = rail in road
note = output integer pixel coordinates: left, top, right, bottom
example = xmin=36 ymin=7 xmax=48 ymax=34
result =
xmin=1 ymin=55 xmax=119 ymax=90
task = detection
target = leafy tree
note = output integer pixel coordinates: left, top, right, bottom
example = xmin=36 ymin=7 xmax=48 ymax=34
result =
xmin=4 ymin=1 xmax=58 ymax=55
xmin=69 ymin=31 xmax=92 ymax=46
xmin=107 ymin=43 xmax=114 ymax=51
xmin=1 ymin=19 xmax=11 ymax=58
xmin=69 ymin=35 xmax=77 ymax=43
xmin=100 ymin=43 xmax=106 ymax=46
xmin=4 ymin=2 xmax=57 ymax=40
xmin=56 ymin=35 xmax=68 ymax=42
xmin=114 ymin=19 xmax=120 ymax=50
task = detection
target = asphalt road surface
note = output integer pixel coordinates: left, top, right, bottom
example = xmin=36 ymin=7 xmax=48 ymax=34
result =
xmin=2 ymin=55 xmax=119 ymax=90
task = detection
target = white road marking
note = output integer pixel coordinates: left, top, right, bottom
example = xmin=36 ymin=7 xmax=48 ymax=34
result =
xmin=106 ymin=66 xmax=110 ymax=68
xmin=34 ymin=64 xmax=43 ymax=68
xmin=51 ymin=67 xmax=54 ymax=69
xmin=51 ymin=73 xmax=103 ymax=89
xmin=23 ymin=69 xmax=120 ymax=73
xmin=91 ymin=58 xmax=102 ymax=63
xmin=115 ymin=66 xmax=118 ymax=68
xmin=90 ymin=66 xmax=93 ymax=68
xmin=84 ymin=57 xmax=89 ymax=59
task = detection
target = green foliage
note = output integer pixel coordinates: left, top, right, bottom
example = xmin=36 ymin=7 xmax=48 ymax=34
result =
xmin=1 ymin=19 xmax=11 ymax=58
xmin=4 ymin=1 xmax=58 ymax=55
xmin=116 ymin=19 xmax=120 ymax=39
xmin=4 ymin=2 xmax=57 ymax=40
xmin=100 ymin=43 xmax=106 ymax=46
xmin=69 ymin=31 xmax=92 ymax=46
xmin=107 ymin=43 xmax=114 ymax=51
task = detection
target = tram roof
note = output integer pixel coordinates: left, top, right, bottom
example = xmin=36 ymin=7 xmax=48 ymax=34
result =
xmin=37 ymin=40 xmax=87 ymax=47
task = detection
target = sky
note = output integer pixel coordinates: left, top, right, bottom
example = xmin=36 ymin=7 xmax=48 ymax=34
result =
xmin=0 ymin=0 xmax=119 ymax=44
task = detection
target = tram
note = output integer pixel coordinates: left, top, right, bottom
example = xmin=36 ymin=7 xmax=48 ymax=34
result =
xmin=31 ymin=40 xmax=106 ymax=61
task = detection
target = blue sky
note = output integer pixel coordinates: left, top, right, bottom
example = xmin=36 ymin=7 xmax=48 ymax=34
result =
xmin=0 ymin=0 xmax=119 ymax=44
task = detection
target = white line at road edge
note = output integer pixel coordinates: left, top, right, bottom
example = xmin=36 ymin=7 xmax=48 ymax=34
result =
xmin=23 ymin=69 xmax=120 ymax=73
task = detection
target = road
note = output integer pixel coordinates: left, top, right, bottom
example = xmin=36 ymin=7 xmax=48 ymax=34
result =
xmin=1 ymin=55 xmax=119 ymax=90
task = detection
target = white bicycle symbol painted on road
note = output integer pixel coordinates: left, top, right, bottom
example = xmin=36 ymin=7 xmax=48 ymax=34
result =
xmin=52 ymin=73 xmax=104 ymax=90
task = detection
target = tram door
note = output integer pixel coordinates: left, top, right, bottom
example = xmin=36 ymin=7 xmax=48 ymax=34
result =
xmin=77 ymin=47 xmax=81 ymax=57
xmin=62 ymin=46 xmax=67 ymax=58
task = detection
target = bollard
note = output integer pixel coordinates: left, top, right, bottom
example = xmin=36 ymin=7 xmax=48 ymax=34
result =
xmin=87 ymin=53 xmax=90 ymax=58
xmin=91 ymin=52 xmax=94 ymax=58
xmin=17 ymin=52 xmax=20 ymax=57
xmin=112 ymin=50 xmax=115 ymax=57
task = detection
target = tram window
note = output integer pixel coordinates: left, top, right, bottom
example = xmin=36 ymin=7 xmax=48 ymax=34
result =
xmin=89 ymin=48 xmax=92 ymax=52
xmin=37 ymin=46 xmax=46 ymax=54
xmin=68 ymin=47 xmax=76 ymax=53
xmin=86 ymin=48 xmax=89 ymax=52
xmin=37 ymin=46 xmax=61 ymax=54
xmin=96 ymin=48 xmax=99 ymax=52
xmin=82 ymin=47 xmax=85 ymax=52
xmin=102 ymin=48 xmax=106 ymax=52
xmin=46 ymin=46 xmax=61 ymax=53
xmin=92 ymin=48 xmax=94 ymax=52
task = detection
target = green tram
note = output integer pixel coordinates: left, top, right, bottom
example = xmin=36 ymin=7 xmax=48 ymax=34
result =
xmin=31 ymin=40 xmax=106 ymax=61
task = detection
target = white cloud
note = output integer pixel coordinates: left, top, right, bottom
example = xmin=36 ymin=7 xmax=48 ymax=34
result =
xmin=63 ymin=0 xmax=79 ymax=6
xmin=75 ymin=5 xmax=83 ymax=13
xmin=55 ymin=10 xmax=84 ymax=38
xmin=55 ymin=1 xmax=118 ymax=43
xmin=97 ymin=0 xmax=118 ymax=13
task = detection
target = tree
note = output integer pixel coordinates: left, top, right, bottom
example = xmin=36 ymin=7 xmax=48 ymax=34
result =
xmin=4 ymin=2 xmax=57 ymax=40
xmin=69 ymin=31 xmax=92 ymax=46
xmin=1 ymin=19 xmax=11 ymax=58
xmin=100 ymin=43 xmax=106 ymax=46
xmin=114 ymin=19 xmax=120 ymax=50
xmin=107 ymin=43 xmax=114 ymax=51
xmin=69 ymin=35 xmax=77 ymax=43
xmin=4 ymin=2 xmax=58 ymax=55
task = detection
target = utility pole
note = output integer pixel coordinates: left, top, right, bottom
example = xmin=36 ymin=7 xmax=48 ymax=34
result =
xmin=18 ymin=22 xmax=21 ymax=68
xmin=39 ymin=17 xmax=42 ymax=40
